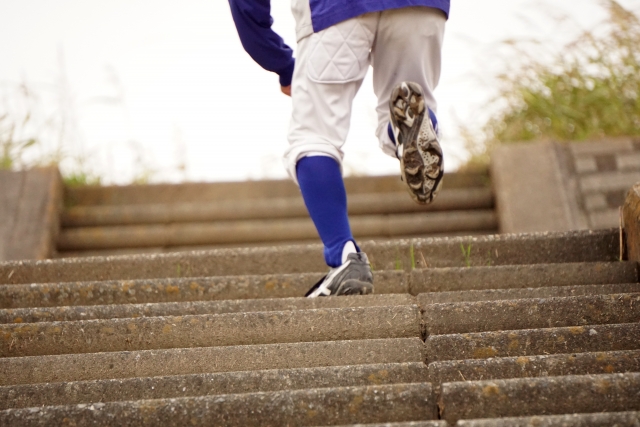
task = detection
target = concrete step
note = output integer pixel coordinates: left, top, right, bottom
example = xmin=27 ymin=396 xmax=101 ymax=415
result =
xmin=454 ymin=412 xmax=640 ymax=426
xmin=0 ymin=337 xmax=424 ymax=385
xmin=425 ymin=323 xmax=640 ymax=362
xmin=0 ymin=383 xmax=436 ymax=427
xmin=0 ymin=294 xmax=415 ymax=323
xmin=57 ymin=210 xmax=498 ymax=250
xmin=427 ymin=350 xmax=640 ymax=384
xmin=0 ymin=229 xmax=622 ymax=285
xmin=418 ymin=283 xmax=640 ymax=304
xmin=439 ymin=373 xmax=640 ymax=424
xmin=4 ymin=260 xmax=630 ymax=310
xmin=422 ymin=293 xmax=640 ymax=335
xmin=64 ymin=172 xmax=489 ymax=206
xmin=0 ymin=271 xmax=407 ymax=309
xmin=62 ymin=188 xmax=494 ymax=227
xmin=1 ymin=305 xmax=420 ymax=358
xmin=53 ymin=229 xmax=496 ymax=259
xmin=0 ymin=362 xmax=427 ymax=410
xmin=410 ymin=261 xmax=637 ymax=293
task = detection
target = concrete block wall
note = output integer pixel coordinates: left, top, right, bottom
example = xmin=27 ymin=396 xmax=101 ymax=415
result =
xmin=0 ymin=167 xmax=63 ymax=261
xmin=567 ymin=138 xmax=640 ymax=230
xmin=491 ymin=137 xmax=640 ymax=234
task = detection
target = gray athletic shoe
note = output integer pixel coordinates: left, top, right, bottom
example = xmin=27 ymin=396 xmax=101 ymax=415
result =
xmin=305 ymin=252 xmax=374 ymax=298
xmin=389 ymin=81 xmax=444 ymax=204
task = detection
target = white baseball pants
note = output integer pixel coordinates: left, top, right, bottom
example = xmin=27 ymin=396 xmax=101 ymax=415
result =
xmin=284 ymin=6 xmax=446 ymax=183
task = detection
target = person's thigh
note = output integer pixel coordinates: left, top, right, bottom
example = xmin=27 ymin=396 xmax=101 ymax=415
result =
xmin=284 ymin=13 xmax=378 ymax=182
xmin=371 ymin=7 xmax=446 ymax=156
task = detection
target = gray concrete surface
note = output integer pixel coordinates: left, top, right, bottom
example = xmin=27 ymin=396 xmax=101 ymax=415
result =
xmin=422 ymin=293 xmax=640 ymax=334
xmin=0 ymin=383 xmax=436 ymax=427
xmin=321 ymin=423 xmax=447 ymax=427
xmin=417 ymin=283 xmax=640 ymax=304
xmin=63 ymin=172 xmax=489 ymax=206
xmin=57 ymin=210 xmax=497 ymax=250
xmin=455 ymin=412 xmax=640 ymax=427
xmin=491 ymin=142 xmax=578 ymax=233
xmin=410 ymin=261 xmax=637 ymax=294
xmin=0 ymin=362 xmax=427 ymax=410
xmin=0 ymin=271 xmax=408 ymax=309
xmin=62 ymin=188 xmax=494 ymax=226
xmin=0 ymin=337 xmax=425 ymax=385
xmin=427 ymin=350 xmax=640 ymax=384
xmin=0 ymin=294 xmax=415 ymax=323
xmin=439 ymin=373 xmax=640 ymax=424
xmin=0 ymin=228 xmax=621 ymax=285
xmin=0 ymin=167 xmax=62 ymax=261
xmin=0 ymin=305 xmax=421 ymax=357
xmin=424 ymin=323 xmax=640 ymax=362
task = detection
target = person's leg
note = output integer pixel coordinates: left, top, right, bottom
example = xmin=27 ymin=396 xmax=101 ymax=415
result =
xmin=371 ymin=7 xmax=446 ymax=203
xmin=296 ymin=156 xmax=356 ymax=268
xmin=285 ymin=14 xmax=378 ymax=296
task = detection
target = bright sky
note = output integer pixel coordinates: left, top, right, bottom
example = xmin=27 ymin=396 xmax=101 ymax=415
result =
xmin=1 ymin=0 xmax=638 ymax=184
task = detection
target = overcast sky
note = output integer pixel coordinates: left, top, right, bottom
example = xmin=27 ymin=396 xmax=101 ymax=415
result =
xmin=1 ymin=0 xmax=638 ymax=184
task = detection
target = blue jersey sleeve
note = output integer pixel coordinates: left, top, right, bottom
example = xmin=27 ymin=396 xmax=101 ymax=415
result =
xmin=228 ymin=0 xmax=296 ymax=87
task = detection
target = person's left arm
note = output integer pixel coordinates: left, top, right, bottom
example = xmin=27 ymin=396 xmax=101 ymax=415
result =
xmin=228 ymin=0 xmax=295 ymax=93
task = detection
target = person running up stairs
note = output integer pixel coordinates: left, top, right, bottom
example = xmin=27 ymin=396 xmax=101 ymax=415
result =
xmin=229 ymin=0 xmax=448 ymax=297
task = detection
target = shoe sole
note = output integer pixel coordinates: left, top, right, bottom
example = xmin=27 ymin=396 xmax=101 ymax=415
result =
xmin=335 ymin=279 xmax=374 ymax=296
xmin=390 ymin=81 xmax=444 ymax=204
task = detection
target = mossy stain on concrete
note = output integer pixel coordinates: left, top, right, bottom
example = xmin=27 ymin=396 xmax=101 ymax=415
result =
xmin=482 ymin=384 xmax=502 ymax=397
xmin=348 ymin=395 xmax=364 ymax=414
xmin=516 ymin=356 xmax=530 ymax=367
xmin=165 ymin=285 xmax=180 ymax=295
xmin=474 ymin=347 xmax=497 ymax=358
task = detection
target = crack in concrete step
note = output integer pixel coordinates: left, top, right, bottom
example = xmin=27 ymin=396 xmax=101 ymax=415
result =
xmin=0 ymin=305 xmax=421 ymax=358
xmin=419 ymin=282 xmax=640 ymax=304
xmin=425 ymin=323 xmax=640 ymax=362
xmin=454 ymin=412 xmax=640 ymax=426
xmin=0 ymin=383 xmax=437 ymax=427
xmin=439 ymin=373 xmax=640 ymax=424
xmin=0 ymin=337 xmax=425 ymax=386
xmin=0 ymin=271 xmax=407 ymax=309
xmin=0 ymin=229 xmax=620 ymax=284
xmin=427 ymin=350 xmax=640 ymax=384
xmin=422 ymin=293 xmax=640 ymax=334
xmin=0 ymin=362 xmax=428 ymax=410
xmin=0 ymin=294 xmax=415 ymax=324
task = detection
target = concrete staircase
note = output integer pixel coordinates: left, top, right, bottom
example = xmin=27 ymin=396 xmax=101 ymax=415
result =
xmin=57 ymin=172 xmax=497 ymax=258
xmin=1 ymin=222 xmax=639 ymax=424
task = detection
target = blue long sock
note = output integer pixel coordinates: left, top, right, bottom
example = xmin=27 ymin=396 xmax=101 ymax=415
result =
xmin=296 ymin=156 xmax=357 ymax=267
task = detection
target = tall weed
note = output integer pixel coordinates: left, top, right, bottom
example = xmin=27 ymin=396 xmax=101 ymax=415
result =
xmin=462 ymin=0 xmax=640 ymax=170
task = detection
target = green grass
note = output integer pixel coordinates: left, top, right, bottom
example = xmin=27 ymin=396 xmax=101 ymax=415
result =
xmin=461 ymin=243 xmax=472 ymax=268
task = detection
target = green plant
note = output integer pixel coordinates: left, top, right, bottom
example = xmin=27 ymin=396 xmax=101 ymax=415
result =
xmin=409 ymin=243 xmax=416 ymax=270
xmin=0 ymin=108 xmax=39 ymax=170
xmin=461 ymin=243 xmax=472 ymax=267
xmin=461 ymin=1 xmax=640 ymax=169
